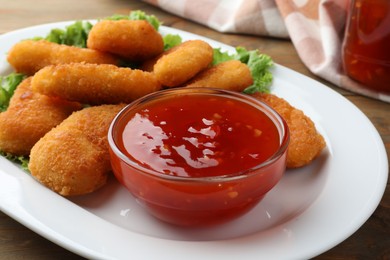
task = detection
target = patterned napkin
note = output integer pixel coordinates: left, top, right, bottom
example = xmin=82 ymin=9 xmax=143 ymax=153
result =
xmin=142 ymin=0 xmax=390 ymax=103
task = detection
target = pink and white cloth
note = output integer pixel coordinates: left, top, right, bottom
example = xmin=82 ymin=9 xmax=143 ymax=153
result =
xmin=142 ymin=0 xmax=390 ymax=103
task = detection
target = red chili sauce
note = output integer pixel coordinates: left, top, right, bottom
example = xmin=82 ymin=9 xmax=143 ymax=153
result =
xmin=342 ymin=0 xmax=390 ymax=93
xmin=118 ymin=94 xmax=280 ymax=178
xmin=110 ymin=92 xmax=287 ymax=226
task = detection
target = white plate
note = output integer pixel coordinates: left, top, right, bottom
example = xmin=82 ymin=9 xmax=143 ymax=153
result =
xmin=0 ymin=21 xmax=388 ymax=260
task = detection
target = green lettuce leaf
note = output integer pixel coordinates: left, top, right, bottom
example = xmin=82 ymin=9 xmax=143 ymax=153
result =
xmin=163 ymin=34 xmax=182 ymax=50
xmin=212 ymin=48 xmax=235 ymax=65
xmin=103 ymin=14 xmax=131 ymax=21
xmin=33 ymin=21 xmax=93 ymax=48
xmin=213 ymin=47 xmax=273 ymax=93
xmin=129 ymin=10 xmax=161 ymax=31
xmin=0 ymin=151 xmax=30 ymax=172
xmin=105 ymin=10 xmax=161 ymax=31
xmin=0 ymin=73 xmax=25 ymax=112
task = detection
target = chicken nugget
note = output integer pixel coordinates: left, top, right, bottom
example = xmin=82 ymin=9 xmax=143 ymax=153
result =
xmin=0 ymin=77 xmax=82 ymax=156
xmin=252 ymin=93 xmax=326 ymax=168
xmin=184 ymin=60 xmax=253 ymax=91
xmin=153 ymin=40 xmax=213 ymax=87
xmin=31 ymin=63 xmax=162 ymax=105
xmin=7 ymin=40 xmax=118 ymax=75
xmin=29 ymin=104 xmax=125 ymax=196
xmin=87 ymin=20 xmax=164 ymax=62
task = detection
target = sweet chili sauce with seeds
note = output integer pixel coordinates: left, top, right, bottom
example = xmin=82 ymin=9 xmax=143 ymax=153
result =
xmin=117 ymin=94 xmax=280 ymax=178
xmin=109 ymin=90 xmax=288 ymax=226
xmin=342 ymin=0 xmax=390 ymax=93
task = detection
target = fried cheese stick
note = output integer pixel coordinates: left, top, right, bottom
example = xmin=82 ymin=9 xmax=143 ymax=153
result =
xmin=184 ymin=60 xmax=253 ymax=91
xmin=153 ymin=40 xmax=213 ymax=87
xmin=252 ymin=93 xmax=326 ymax=168
xmin=31 ymin=63 xmax=162 ymax=105
xmin=0 ymin=77 xmax=82 ymax=156
xmin=87 ymin=20 xmax=164 ymax=61
xmin=7 ymin=40 xmax=118 ymax=75
xmin=29 ymin=104 xmax=125 ymax=196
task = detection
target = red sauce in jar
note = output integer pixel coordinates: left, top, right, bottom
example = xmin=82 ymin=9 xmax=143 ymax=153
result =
xmin=117 ymin=94 xmax=280 ymax=178
xmin=342 ymin=0 xmax=390 ymax=93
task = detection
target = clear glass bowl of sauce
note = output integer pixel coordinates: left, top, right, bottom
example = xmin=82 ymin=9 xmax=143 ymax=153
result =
xmin=108 ymin=88 xmax=289 ymax=226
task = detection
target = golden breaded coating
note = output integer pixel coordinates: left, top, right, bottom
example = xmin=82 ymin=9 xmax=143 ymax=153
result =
xmin=153 ymin=40 xmax=213 ymax=87
xmin=7 ymin=40 xmax=118 ymax=75
xmin=184 ymin=60 xmax=253 ymax=91
xmin=87 ymin=20 xmax=164 ymax=61
xmin=31 ymin=63 xmax=162 ymax=105
xmin=140 ymin=45 xmax=176 ymax=72
xmin=0 ymin=77 xmax=82 ymax=156
xmin=29 ymin=104 xmax=125 ymax=196
xmin=252 ymin=93 xmax=326 ymax=168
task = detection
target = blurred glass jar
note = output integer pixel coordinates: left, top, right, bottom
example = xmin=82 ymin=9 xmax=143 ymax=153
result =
xmin=342 ymin=0 xmax=390 ymax=93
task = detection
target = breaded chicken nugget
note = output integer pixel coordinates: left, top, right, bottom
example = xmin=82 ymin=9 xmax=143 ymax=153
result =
xmin=153 ymin=40 xmax=213 ymax=87
xmin=0 ymin=77 xmax=81 ymax=156
xmin=184 ymin=60 xmax=253 ymax=91
xmin=87 ymin=20 xmax=164 ymax=61
xmin=252 ymin=93 xmax=326 ymax=168
xmin=7 ymin=40 xmax=118 ymax=75
xmin=31 ymin=63 xmax=162 ymax=105
xmin=29 ymin=104 xmax=125 ymax=196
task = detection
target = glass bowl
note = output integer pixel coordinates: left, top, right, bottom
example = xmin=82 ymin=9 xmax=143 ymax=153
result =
xmin=108 ymin=88 xmax=289 ymax=226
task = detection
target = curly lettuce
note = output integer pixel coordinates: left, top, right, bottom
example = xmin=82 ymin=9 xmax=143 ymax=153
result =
xmin=163 ymin=34 xmax=182 ymax=50
xmin=105 ymin=10 xmax=161 ymax=31
xmin=0 ymin=73 xmax=25 ymax=112
xmin=0 ymin=151 xmax=29 ymax=172
xmin=32 ymin=21 xmax=92 ymax=48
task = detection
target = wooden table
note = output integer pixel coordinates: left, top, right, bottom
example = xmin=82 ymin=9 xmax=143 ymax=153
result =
xmin=0 ymin=0 xmax=388 ymax=259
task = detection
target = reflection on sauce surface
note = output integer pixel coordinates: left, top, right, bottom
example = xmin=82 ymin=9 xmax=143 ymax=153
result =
xmin=118 ymin=94 xmax=280 ymax=178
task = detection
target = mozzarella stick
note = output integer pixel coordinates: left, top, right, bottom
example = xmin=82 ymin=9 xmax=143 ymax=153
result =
xmin=153 ymin=40 xmax=213 ymax=87
xmin=7 ymin=40 xmax=118 ymax=75
xmin=184 ymin=60 xmax=253 ymax=91
xmin=31 ymin=63 xmax=162 ymax=105
xmin=29 ymin=104 xmax=125 ymax=196
xmin=87 ymin=20 xmax=164 ymax=61
xmin=0 ymin=77 xmax=82 ymax=156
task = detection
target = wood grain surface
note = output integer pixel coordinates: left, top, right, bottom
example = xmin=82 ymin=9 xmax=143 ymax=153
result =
xmin=0 ymin=0 xmax=389 ymax=259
